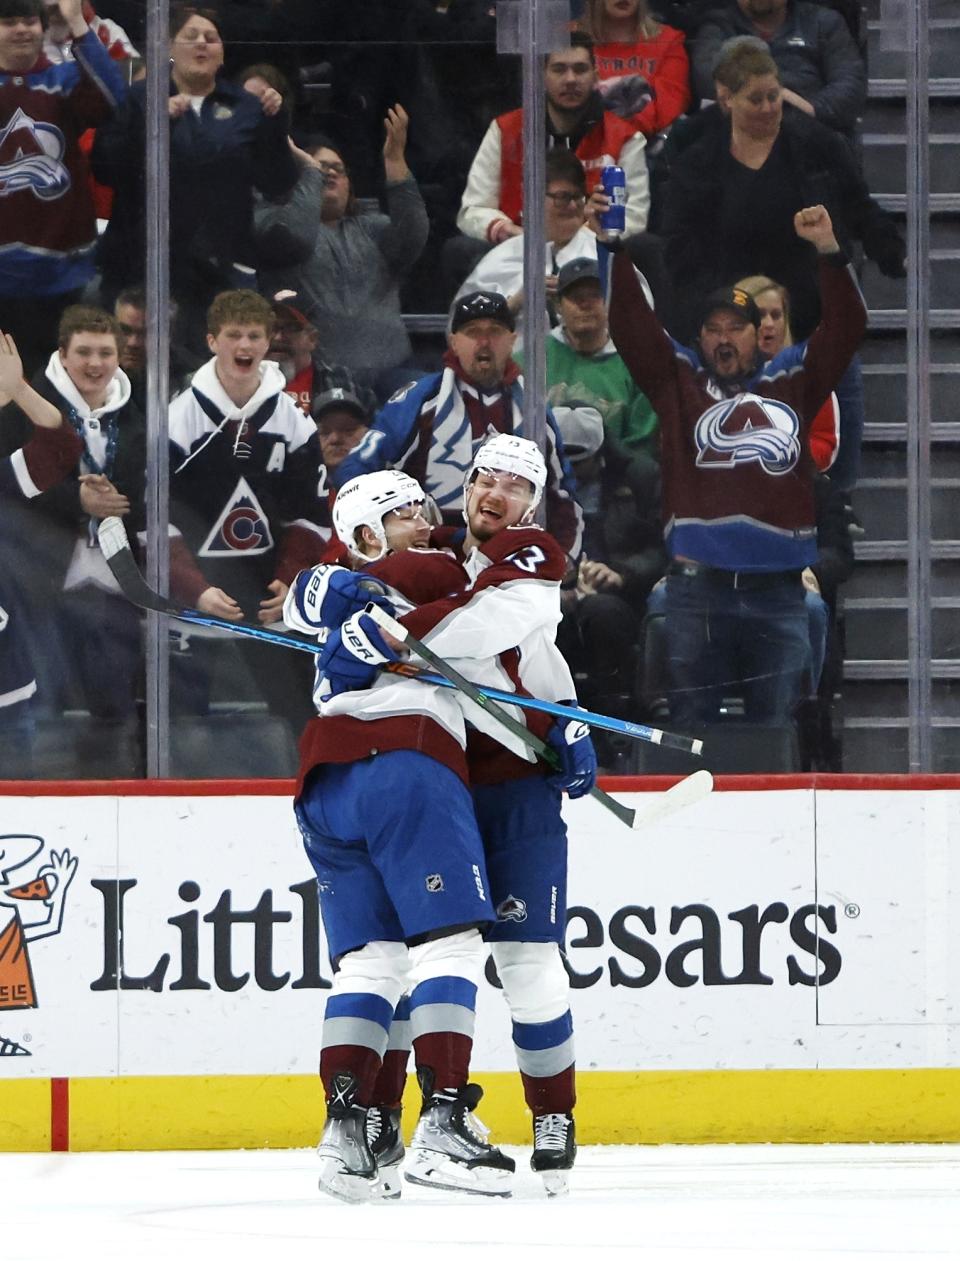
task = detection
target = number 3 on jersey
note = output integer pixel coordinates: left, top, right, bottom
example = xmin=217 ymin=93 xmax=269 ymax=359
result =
xmin=509 ymin=545 xmax=546 ymax=573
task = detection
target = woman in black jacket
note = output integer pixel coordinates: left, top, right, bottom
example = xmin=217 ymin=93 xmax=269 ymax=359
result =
xmin=92 ymin=5 xmax=297 ymax=352
xmin=658 ymin=40 xmax=904 ymax=345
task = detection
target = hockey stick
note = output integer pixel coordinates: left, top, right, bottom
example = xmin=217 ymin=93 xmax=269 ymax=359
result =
xmin=98 ymin=516 xmax=704 ymax=756
xmin=97 ymin=516 xmax=321 ymax=653
xmin=364 ymin=603 xmax=712 ymax=831
xmin=98 ymin=517 xmax=712 ymax=829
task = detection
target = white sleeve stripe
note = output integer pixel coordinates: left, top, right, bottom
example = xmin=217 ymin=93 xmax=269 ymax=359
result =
xmin=10 ymin=449 xmax=41 ymax=499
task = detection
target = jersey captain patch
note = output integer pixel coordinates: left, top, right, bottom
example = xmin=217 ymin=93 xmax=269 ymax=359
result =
xmin=694 ymin=393 xmax=801 ymax=476
xmin=199 ymin=476 xmax=274 ymax=558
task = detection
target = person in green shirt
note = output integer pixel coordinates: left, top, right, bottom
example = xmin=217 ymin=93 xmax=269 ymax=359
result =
xmin=517 ymin=256 xmax=659 ymax=457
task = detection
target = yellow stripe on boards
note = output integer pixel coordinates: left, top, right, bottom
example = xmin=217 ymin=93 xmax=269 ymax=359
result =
xmin=0 ymin=1078 xmax=50 ymax=1151
xmin=2 ymin=1069 xmax=960 ymax=1151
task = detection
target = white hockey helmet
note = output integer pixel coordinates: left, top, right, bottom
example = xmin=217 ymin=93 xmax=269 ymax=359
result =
xmin=333 ymin=469 xmax=426 ymax=560
xmin=464 ymin=433 xmax=547 ymax=522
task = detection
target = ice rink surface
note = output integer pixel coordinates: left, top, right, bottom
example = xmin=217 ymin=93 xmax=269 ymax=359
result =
xmin=6 ymin=1143 xmax=960 ymax=1261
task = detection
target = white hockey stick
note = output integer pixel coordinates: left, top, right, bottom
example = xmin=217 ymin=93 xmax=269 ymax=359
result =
xmin=365 ymin=603 xmax=713 ymax=832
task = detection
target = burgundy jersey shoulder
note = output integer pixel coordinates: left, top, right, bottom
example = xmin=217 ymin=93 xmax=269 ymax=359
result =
xmin=478 ymin=524 xmax=566 ymax=580
xmin=367 ymin=548 xmax=468 ymax=605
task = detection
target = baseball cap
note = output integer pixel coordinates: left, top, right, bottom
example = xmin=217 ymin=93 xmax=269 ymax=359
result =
xmin=699 ymin=286 xmax=760 ymax=329
xmin=556 ymin=257 xmax=600 ymax=296
xmin=450 ymin=291 xmax=515 ymax=334
xmin=553 ymin=406 xmax=604 ymax=463
xmin=312 ymin=387 xmax=369 ymax=423
xmin=271 ymin=292 xmax=314 ymax=329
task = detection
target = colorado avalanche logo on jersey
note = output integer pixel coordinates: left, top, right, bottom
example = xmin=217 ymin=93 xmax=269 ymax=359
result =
xmin=694 ymin=393 xmax=801 ymax=476
xmin=199 ymin=476 xmax=274 ymax=557
xmin=0 ymin=109 xmax=71 ymax=201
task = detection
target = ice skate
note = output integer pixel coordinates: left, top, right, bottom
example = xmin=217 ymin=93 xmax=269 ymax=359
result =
xmin=316 ymin=1072 xmax=384 ymax=1203
xmin=404 ymin=1075 xmax=515 ymax=1197
xmin=531 ymin=1112 xmax=576 ymax=1196
xmin=366 ymin=1105 xmax=404 ymax=1199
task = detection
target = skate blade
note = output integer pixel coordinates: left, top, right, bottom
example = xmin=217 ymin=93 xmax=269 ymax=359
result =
xmin=317 ymin=1155 xmax=386 ymax=1204
xmin=403 ymin=1149 xmax=513 ymax=1197
xmin=377 ymin=1161 xmax=403 ymax=1200
xmin=538 ymin=1168 xmax=570 ymax=1197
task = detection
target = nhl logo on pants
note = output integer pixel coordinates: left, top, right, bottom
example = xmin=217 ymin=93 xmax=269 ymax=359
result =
xmin=425 ymin=873 xmax=445 ymax=893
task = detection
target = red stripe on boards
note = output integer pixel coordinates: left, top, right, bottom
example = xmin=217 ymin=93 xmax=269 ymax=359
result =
xmin=50 ymin=1078 xmax=69 ymax=1151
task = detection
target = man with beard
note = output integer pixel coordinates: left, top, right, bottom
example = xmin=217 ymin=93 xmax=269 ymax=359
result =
xmin=603 ymin=202 xmax=865 ymax=728
xmin=456 ymin=31 xmax=649 ymax=246
xmin=331 ymin=290 xmax=583 ymax=567
xmin=265 ymin=298 xmax=377 ymax=424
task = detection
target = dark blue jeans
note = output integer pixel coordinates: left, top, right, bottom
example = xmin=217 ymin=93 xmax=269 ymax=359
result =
xmin=664 ymin=573 xmax=809 ymax=726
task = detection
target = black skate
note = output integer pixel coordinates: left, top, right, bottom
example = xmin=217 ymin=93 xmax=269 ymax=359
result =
xmin=316 ymin=1071 xmax=385 ymax=1203
xmin=531 ymin=1112 xmax=576 ymax=1196
xmin=365 ymin=1105 xmax=404 ymax=1199
xmin=405 ymin=1072 xmax=515 ymax=1197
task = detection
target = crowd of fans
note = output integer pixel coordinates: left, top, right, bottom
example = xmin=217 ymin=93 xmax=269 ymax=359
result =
xmin=0 ymin=0 xmax=905 ymax=778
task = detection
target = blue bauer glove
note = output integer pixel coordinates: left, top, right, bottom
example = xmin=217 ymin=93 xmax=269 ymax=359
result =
xmin=293 ymin=563 xmax=393 ymax=633
xmin=545 ymin=710 xmax=598 ymax=798
xmin=316 ymin=610 xmax=401 ymax=699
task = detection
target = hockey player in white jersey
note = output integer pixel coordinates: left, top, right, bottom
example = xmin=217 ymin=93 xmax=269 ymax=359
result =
xmin=286 ymin=437 xmax=596 ymax=1197
xmin=286 ymin=469 xmax=518 ymax=1203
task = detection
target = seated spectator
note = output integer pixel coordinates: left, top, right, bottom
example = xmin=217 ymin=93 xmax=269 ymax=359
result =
xmin=519 ymin=255 xmax=659 ymax=457
xmin=604 ymin=202 xmax=866 ymax=729
xmin=658 ymin=39 xmax=904 ymax=345
xmin=111 ymin=288 xmax=203 ymax=407
xmin=265 ymin=297 xmax=377 ymax=423
xmin=577 ymin=0 xmax=692 ymax=137
xmin=167 ymin=290 xmax=332 ymax=739
xmin=455 ymin=32 xmax=649 ymax=252
xmin=691 ymin=0 xmax=866 ymax=136
xmin=553 ymin=406 xmax=666 ymax=767
xmin=313 ymin=387 xmax=372 ymax=500
xmin=0 ymin=306 xmax=145 ymax=722
xmin=0 ymin=0 xmax=126 ymax=377
xmin=331 ymin=289 xmax=583 ymax=566
xmin=92 ymin=5 xmax=297 ymax=353
xmin=255 ymin=107 xmax=429 ymax=400
xmin=456 ymin=150 xmax=611 ymax=335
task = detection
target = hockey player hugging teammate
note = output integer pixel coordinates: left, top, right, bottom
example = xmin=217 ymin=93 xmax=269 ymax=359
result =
xmin=285 ymin=436 xmax=597 ymax=1201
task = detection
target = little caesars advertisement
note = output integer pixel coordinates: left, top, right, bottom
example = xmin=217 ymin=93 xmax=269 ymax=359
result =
xmin=1 ymin=788 xmax=958 ymax=1077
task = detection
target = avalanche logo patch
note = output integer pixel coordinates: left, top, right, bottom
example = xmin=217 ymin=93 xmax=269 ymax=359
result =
xmin=496 ymin=894 xmax=527 ymax=923
xmin=199 ymin=476 xmax=274 ymax=557
xmin=694 ymin=393 xmax=801 ymax=476
xmin=0 ymin=108 xmax=71 ymax=201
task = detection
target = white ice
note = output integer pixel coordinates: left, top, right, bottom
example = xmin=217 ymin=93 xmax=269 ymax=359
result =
xmin=6 ymin=1144 xmax=960 ymax=1261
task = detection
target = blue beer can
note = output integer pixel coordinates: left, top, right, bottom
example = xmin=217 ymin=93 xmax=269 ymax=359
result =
xmin=599 ymin=165 xmax=626 ymax=235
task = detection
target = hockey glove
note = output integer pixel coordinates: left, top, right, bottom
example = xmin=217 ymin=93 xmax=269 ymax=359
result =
xmin=545 ymin=710 xmax=598 ymax=799
xmin=289 ymin=564 xmax=394 ymax=634
xmin=316 ymin=610 xmax=402 ymax=699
